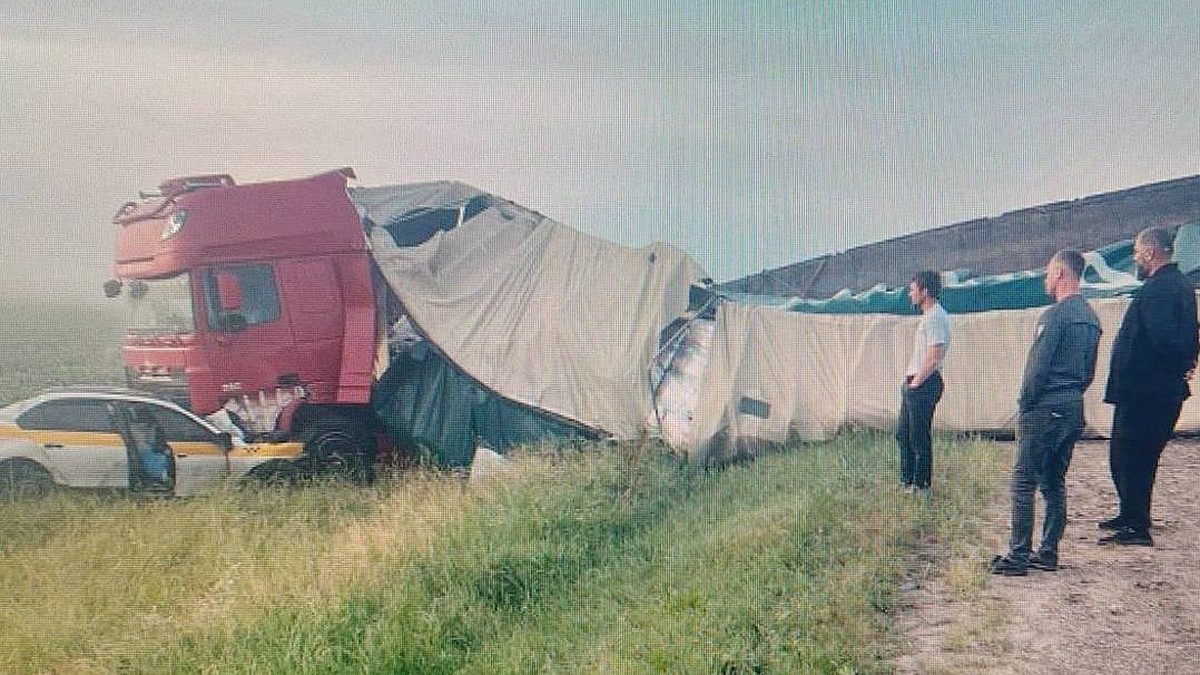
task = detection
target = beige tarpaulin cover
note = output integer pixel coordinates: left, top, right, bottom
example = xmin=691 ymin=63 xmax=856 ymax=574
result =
xmin=349 ymin=181 xmax=1200 ymax=463
xmin=353 ymin=182 xmax=706 ymax=439
xmin=691 ymin=295 xmax=1200 ymax=464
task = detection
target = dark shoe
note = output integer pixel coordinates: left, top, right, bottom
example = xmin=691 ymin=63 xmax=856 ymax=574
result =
xmin=1098 ymin=516 xmax=1131 ymax=531
xmin=1098 ymin=529 xmax=1154 ymax=547
xmin=1028 ymin=554 xmax=1058 ymax=572
xmin=989 ymin=554 xmax=1029 ymax=576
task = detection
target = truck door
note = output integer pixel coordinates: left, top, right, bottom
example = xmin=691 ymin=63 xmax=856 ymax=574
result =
xmin=198 ymin=264 xmax=297 ymax=408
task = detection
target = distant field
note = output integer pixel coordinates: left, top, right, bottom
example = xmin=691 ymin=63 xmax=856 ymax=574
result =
xmin=0 ymin=300 xmax=126 ymax=404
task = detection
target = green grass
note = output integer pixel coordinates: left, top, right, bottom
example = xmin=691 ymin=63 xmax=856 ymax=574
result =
xmin=0 ymin=300 xmax=1011 ymax=673
xmin=0 ymin=434 xmax=1008 ymax=674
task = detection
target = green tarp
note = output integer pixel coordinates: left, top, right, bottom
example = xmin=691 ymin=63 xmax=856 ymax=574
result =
xmin=372 ymin=343 xmax=596 ymax=467
xmin=730 ymin=238 xmax=1152 ymax=315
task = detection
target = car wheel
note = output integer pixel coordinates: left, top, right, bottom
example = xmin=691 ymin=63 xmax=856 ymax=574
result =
xmin=0 ymin=460 xmax=55 ymax=500
xmin=302 ymin=418 xmax=376 ymax=483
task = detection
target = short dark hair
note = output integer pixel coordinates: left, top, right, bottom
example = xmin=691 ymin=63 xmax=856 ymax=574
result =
xmin=1137 ymin=226 xmax=1174 ymax=255
xmin=912 ymin=270 xmax=942 ymax=299
xmin=1053 ymin=249 xmax=1086 ymax=279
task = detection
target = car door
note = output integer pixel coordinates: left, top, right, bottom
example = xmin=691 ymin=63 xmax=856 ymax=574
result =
xmin=110 ymin=402 xmax=176 ymax=493
xmin=16 ymin=399 xmax=129 ymax=488
xmin=128 ymin=401 xmax=231 ymax=496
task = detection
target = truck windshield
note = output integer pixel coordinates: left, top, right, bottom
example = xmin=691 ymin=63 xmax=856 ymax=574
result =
xmin=123 ymin=274 xmax=195 ymax=335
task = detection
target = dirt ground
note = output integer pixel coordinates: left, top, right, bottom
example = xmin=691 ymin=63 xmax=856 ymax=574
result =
xmin=895 ymin=439 xmax=1200 ymax=674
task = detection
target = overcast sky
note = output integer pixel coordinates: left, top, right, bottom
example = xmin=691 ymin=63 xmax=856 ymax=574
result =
xmin=3 ymin=2 xmax=1198 ymax=303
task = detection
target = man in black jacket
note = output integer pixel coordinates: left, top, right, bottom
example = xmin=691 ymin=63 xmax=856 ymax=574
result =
xmin=1100 ymin=227 xmax=1200 ymax=546
xmin=991 ymin=250 xmax=1101 ymax=575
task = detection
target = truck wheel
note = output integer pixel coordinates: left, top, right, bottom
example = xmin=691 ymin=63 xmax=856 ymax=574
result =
xmin=302 ymin=418 xmax=376 ymax=483
xmin=0 ymin=460 xmax=55 ymax=500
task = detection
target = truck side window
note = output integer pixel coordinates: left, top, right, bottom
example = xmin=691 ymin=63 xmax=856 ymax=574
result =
xmin=203 ymin=265 xmax=281 ymax=329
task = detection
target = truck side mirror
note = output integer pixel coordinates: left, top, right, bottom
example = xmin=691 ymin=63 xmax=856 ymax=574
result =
xmin=215 ymin=270 xmax=244 ymax=311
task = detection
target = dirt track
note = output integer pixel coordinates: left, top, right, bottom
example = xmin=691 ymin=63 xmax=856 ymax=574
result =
xmin=896 ymin=439 xmax=1200 ymax=674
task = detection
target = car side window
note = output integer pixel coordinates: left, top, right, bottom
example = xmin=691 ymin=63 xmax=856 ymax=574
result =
xmin=132 ymin=403 xmax=216 ymax=443
xmin=16 ymin=400 xmax=115 ymax=433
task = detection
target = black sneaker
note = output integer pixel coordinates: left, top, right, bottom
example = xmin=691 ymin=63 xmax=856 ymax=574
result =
xmin=1098 ymin=517 xmax=1130 ymax=531
xmin=1028 ymin=554 xmax=1058 ymax=572
xmin=989 ymin=554 xmax=1029 ymax=576
xmin=1097 ymin=529 xmax=1154 ymax=547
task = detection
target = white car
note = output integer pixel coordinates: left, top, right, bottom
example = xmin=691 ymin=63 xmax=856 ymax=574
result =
xmin=0 ymin=388 xmax=306 ymax=497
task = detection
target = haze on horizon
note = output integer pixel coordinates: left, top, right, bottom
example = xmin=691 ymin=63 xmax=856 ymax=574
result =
xmin=2 ymin=2 xmax=1198 ymax=305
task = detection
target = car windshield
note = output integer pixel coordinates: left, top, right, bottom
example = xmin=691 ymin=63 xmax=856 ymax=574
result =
xmin=122 ymin=274 xmax=195 ymax=335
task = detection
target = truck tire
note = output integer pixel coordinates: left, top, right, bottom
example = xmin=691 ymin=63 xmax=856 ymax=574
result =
xmin=302 ymin=418 xmax=376 ymax=483
xmin=0 ymin=459 xmax=55 ymax=500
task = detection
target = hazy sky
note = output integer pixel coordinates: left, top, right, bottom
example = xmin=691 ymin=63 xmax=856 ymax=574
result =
xmin=3 ymin=2 xmax=1198 ymax=302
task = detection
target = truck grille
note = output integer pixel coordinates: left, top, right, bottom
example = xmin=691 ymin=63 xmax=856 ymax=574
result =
xmin=126 ymin=366 xmax=192 ymax=409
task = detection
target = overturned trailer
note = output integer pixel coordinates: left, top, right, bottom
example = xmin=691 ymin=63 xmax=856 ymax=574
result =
xmin=352 ymin=181 xmax=705 ymax=464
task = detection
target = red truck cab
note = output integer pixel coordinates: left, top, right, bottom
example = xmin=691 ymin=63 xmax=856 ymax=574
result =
xmin=108 ymin=168 xmax=380 ymax=478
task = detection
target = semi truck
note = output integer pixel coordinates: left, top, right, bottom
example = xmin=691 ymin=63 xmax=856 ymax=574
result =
xmin=106 ymin=168 xmax=386 ymax=478
xmin=106 ymin=167 xmax=714 ymax=472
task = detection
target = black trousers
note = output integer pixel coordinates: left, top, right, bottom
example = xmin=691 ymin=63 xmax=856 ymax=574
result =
xmin=1109 ymin=397 xmax=1184 ymax=533
xmin=1008 ymin=402 xmax=1083 ymax=565
xmin=896 ymin=372 xmax=944 ymax=488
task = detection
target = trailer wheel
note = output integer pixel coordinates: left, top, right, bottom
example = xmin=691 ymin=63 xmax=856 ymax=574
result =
xmin=0 ymin=460 xmax=55 ymax=501
xmin=302 ymin=418 xmax=376 ymax=483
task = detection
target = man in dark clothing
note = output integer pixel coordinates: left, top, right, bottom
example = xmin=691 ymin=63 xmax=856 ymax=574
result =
xmin=991 ymin=250 xmax=1101 ymax=576
xmin=1099 ymin=227 xmax=1200 ymax=547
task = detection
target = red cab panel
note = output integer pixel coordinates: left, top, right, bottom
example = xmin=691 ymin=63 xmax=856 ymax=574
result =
xmin=112 ymin=169 xmax=378 ymax=417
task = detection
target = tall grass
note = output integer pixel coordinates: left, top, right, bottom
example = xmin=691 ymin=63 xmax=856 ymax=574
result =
xmin=0 ymin=433 xmax=1008 ymax=674
xmin=0 ymin=475 xmax=465 ymax=674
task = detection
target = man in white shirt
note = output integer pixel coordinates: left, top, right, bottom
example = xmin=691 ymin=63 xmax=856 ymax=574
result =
xmin=897 ymin=270 xmax=951 ymax=491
